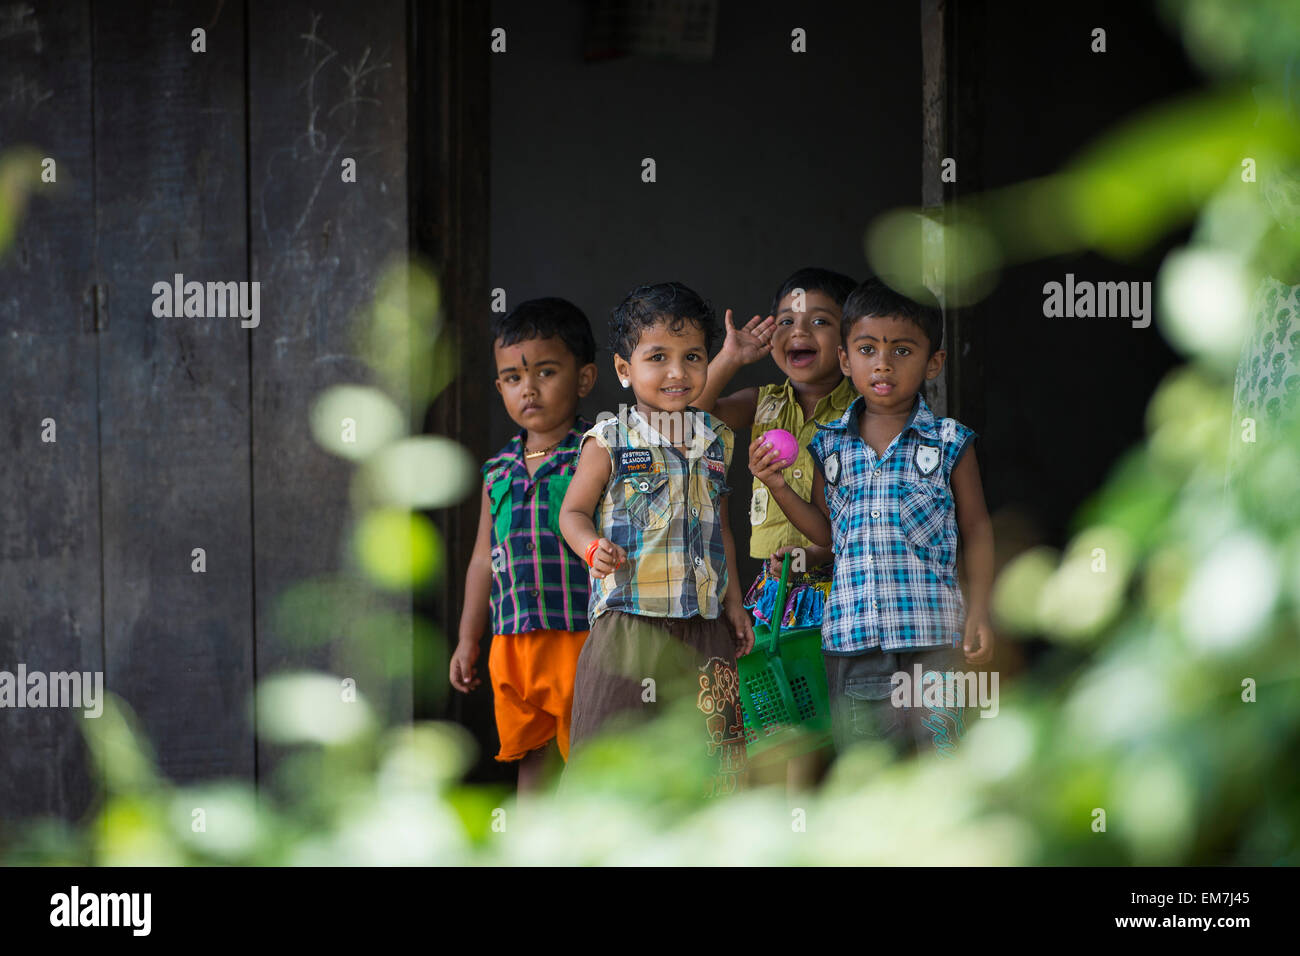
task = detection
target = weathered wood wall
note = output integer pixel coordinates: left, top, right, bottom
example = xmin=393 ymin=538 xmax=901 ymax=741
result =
xmin=0 ymin=0 xmax=412 ymax=824
xmin=0 ymin=0 xmax=102 ymax=823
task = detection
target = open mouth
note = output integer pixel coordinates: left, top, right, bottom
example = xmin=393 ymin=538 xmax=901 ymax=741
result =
xmin=786 ymin=348 xmax=817 ymax=368
xmin=870 ymin=381 xmax=894 ymax=395
xmin=660 ymin=386 xmax=690 ymax=396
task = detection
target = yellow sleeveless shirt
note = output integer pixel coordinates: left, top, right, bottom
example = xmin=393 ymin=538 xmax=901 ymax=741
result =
xmin=747 ymin=377 xmax=858 ymax=559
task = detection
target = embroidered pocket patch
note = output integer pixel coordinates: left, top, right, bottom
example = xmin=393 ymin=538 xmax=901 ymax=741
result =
xmin=915 ymin=444 xmax=940 ymax=476
xmin=823 ymin=451 xmax=840 ymax=485
xmin=616 ymin=448 xmax=655 ymax=474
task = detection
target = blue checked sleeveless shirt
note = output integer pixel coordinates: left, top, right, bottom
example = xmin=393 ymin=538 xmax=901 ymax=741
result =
xmin=584 ymin=407 xmax=734 ymax=622
xmin=808 ymin=394 xmax=975 ymax=654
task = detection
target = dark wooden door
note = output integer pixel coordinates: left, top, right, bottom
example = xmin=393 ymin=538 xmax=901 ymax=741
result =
xmin=1 ymin=0 xmax=414 ymax=825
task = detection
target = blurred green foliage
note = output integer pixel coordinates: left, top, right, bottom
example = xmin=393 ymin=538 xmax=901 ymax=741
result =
xmin=0 ymin=147 xmax=41 ymax=258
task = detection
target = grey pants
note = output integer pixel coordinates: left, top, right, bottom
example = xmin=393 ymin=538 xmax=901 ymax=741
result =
xmin=823 ymin=647 xmax=967 ymax=758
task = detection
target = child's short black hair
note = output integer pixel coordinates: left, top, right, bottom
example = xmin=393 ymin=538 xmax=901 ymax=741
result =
xmin=840 ymin=279 xmax=944 ymax=354
xmin=609 ymin=281 xmax=718 ymax=359
xmin=491 ymin=297 xmax=596 ymax=366
xmin=769 ymin=267 xmax=858 ymax=316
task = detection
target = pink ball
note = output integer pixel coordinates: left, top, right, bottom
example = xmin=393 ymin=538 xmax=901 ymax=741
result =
xmin=761 ymin=428 xmax=799 ymax=469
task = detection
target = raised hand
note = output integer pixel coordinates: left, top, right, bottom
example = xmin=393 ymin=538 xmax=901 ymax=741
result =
xmin=720 ymin=309 xmax=776 ymax=367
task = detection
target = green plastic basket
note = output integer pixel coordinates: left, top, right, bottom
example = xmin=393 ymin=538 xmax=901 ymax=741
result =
xmin=737 ymin=554 xmax=833 ymax=763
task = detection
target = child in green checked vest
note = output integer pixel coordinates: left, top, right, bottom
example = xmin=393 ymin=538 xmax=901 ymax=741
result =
xmin=694 ymin=268 xmax=858 ymax=633
xmin=451 ymin=298 xmax=598 ymax=796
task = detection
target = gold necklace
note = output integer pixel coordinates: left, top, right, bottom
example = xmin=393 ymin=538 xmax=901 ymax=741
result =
xmin=524 ymin=441 xmax=560 ymax=459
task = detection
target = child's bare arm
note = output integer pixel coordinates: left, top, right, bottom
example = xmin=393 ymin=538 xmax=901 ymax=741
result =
xmin=718 ymin=495 xmax=755 ymax=657
xmin=450 ymin=483 xmax=494 ymax=693
xmin=748 ymin=435 xmax=833 ymax=547
xmin=952 ymin=448 xmax=995 ymax=664
xmin=695 ymin=310 xmax=773 ymax=430
xmin=559 ymin=438 xmax=625 ymax=576
xmin=558 ymin=438 xmax=609 ymax=553
xmin=706 ymin=387 xmax=760 ymax=431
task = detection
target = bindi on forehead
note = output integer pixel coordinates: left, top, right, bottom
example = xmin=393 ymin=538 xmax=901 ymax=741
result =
xmin=501 ymin=342 xmax=535 ymax=361
xmin=493 ymin=344 xmax=531 ymax=375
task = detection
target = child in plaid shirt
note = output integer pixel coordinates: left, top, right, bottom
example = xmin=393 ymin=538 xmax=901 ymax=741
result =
xmin=750 ymin=279 xmax=995 ymax=757
xmin=451 ymin=298 xmax=598 ymax=794
xmin=560 ymin=282 xmax=754 ymax=795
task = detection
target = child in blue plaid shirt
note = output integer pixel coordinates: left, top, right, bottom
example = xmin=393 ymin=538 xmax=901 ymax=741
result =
xmin=750 ymin=279 xmax=995 ymax=757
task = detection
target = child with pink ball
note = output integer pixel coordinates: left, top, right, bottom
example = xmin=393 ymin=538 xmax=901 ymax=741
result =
xmin=695 ymin=267 xmax=859 ymax=637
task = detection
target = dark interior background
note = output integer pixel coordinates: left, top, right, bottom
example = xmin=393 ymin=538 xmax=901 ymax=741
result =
xmin=966 ymin=2 xmax=1192 ymax=547
xmin=489 ymin=0 xmax=922 ymax=590
xmin=454 ymin=0 xmax=1196 ymax=785
xmin=466 ymin=0 xmax=1198 ymax=779
xmin=487 ymin=0 xmax=1194 ymax=557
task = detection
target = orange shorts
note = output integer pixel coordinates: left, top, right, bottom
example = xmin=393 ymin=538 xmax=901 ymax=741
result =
xmin=489 ymin=629 xmax=588 ymax=762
